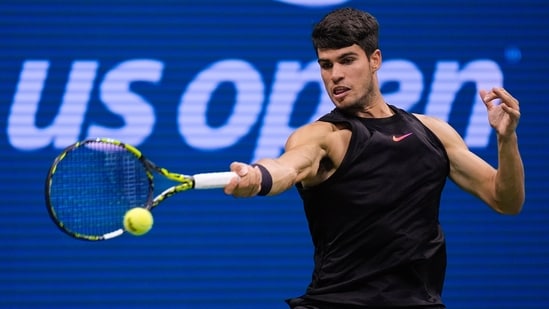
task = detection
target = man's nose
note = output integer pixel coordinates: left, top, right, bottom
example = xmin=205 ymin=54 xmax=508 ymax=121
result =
xmin=330 ymin=64 xmax=344 ymax=82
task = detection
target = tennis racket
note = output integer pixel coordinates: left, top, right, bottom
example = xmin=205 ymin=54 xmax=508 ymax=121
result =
xmin=45 ymin=137 xmax=236 ymax=241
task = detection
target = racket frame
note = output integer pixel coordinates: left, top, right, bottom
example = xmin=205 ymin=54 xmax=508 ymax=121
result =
xmin=45 ymin=138 xmax=233 ymax=241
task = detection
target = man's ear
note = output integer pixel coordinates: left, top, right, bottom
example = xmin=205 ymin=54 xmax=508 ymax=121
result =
xmin=371 ymin=49 xmax=382 ymax=71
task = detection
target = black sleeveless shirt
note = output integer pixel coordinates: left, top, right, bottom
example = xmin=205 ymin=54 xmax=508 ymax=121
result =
xmin=288 ymin=106 xmax=449 ymax=308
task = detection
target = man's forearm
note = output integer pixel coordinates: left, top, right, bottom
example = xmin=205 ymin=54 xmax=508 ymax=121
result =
xmin=495 ymin=133 xmax=525 ymax=214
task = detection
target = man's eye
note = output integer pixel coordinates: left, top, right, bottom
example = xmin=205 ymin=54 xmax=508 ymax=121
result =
xmin=341 ymin=58 xmax=354 ymax=64
xmin=320 ymin=63 xmax=332 ymax=69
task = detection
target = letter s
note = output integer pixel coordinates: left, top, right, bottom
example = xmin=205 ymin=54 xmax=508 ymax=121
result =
xmin=87 ymin=59 xmax=163 ymax=146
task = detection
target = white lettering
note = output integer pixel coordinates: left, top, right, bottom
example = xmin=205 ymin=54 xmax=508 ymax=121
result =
xmin=378 ymin=59 xmax=423 ymax=111
xmin=425 ymin=60 xmax=503 ymax=147
xmin=8 ymin=60 xmax=97 ymax=150
xmin=6 ymin=58 xmax=504 ymax=153
xmin=253 ymin=61 xmax=331 ymax=162
xmin=87 ymin=59 xmax=161 ymax=146
xmin=178 ymin=59 xmax=264 ymax=150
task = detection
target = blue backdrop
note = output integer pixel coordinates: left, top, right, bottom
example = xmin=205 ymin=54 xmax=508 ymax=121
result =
xmin=2 ymin=0 xmax=548 ymax=308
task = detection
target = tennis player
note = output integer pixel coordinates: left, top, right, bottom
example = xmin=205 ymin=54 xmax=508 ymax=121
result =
xmin=225 ymin=8 xmax=525 ymax=308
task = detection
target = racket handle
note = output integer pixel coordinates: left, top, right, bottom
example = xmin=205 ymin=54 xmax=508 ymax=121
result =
xmin=193 ymin=171 xmax=238 ymax=189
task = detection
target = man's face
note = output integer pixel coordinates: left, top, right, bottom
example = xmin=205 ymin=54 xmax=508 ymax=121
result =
xmin=317 ymin=44 xmax=379 ymax=112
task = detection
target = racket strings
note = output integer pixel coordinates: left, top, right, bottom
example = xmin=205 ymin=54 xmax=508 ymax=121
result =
xmin=49 ymin=142 xmax=151 ymax=238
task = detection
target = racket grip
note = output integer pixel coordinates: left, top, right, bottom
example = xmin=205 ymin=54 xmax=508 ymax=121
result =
xmin=193 ymin=171 xmax=238 ymax=189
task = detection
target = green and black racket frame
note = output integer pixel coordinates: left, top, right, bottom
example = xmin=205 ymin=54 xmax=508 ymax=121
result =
xmin=45 ymin=138 xmax=236 ymax=241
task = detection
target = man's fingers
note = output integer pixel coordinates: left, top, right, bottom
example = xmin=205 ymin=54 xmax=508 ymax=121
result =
xmin=501 ymin=103 xmax=521 ymax=119
xmin=495 ymin=87 xmax=520 ymax=109
xmin=230 ymin=161 xmax=250 ymax=177
xmin=480 ymin=89 xmax=495 ymax=110
xmin=226 ymin=161 xmax=262 ymax=197
xmin=484 ymin=87 xmax=519 ymax=108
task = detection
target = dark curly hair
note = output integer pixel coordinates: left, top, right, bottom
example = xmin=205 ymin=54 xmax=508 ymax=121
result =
xmin=312 ymin=8 xmax=379 ymax=59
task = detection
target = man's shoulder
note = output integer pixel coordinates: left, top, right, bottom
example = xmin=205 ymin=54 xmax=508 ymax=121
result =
xmin=295 ymin=120 xmax=339 ymax=136
xmin=412 ymin=113 xmax=451 ymax=132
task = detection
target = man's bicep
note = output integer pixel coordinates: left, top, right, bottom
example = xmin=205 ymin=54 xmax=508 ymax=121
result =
xmin=278 ymin=142 xmax=327 ymax=182
xmin=278 ymin=121 xmax=337 ymax=183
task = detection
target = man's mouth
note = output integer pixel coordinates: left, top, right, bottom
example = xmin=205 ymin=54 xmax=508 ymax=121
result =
xmin=333 ymin=86 xmax=350 ymax=99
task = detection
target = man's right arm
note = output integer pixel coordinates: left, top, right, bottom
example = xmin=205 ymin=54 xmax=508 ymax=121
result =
xmin=224 ymin=122 xmax=334 ymax=197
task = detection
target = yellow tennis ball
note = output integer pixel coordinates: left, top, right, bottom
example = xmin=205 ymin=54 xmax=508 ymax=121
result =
xmin=123 ymin=207 xmax=153 ymax=236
